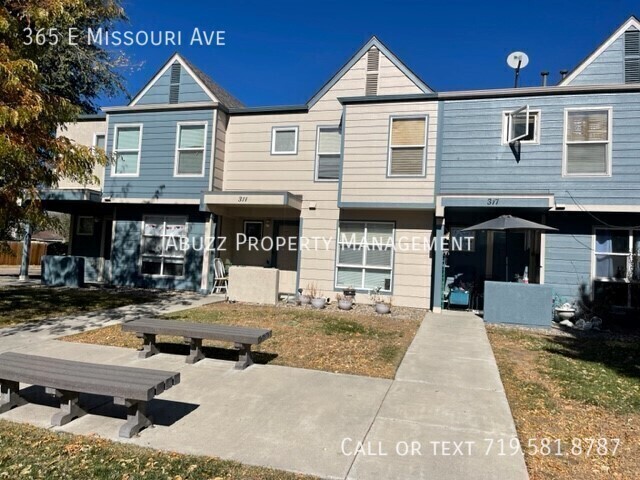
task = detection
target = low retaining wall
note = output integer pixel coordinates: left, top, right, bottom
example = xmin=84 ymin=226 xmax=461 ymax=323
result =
xmin=484 ymin=281 xmax=552 ymax=327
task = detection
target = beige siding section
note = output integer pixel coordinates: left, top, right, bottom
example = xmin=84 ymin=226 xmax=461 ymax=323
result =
xmin=341 ymin=101 xmax=437 ymax=204
xmin=222 ymin=46 xmax=432 ymax=309
xmin=55 ymin=120 xmax=106 ymax=190
xmin=377 ymin=52 xmax=424 ymax=95
xmin=213 ymin=110 xmax=227 ymax=191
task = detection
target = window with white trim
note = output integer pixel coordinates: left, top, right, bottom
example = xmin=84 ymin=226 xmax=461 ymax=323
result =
xmin=271 ymin=127 xmax=298 ymax=155
xmin=175 ymin=123 xmax=206 ymax=176
xmin=315 ymin=127 xmax=341 ymax=180
xmin=388 ymin=116 xmax=427 ymax=176
xmin=503 ymin=109 xmax=539 ymax=144
xmin=335 ymin=222 xmax=394 ymax=292
xmin=113 ymin=125 xmax=141 ymax=175
xmin=141 ymin=216 xmax=187 ymax=277
xmin=564 ymin=109 xmax=611 ymax=176
xmin=593 ymin=228 xmax=640 ymax=308
xmin=93 ymin=133 xmax=106 ymax=152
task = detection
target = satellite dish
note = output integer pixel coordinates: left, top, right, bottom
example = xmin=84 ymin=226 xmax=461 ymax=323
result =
xmin=507 ymin=51 xmax=529 ymax=88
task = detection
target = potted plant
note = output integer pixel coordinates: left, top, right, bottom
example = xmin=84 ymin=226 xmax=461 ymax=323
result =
xmin=552 ymin=294 xmax=575 ymax=322
xmin=370 ymin=287 xmax=391 ymax=314
xmin=336 ymin=293 xmax=353 ymax=311
xmin=298 ymin=287 xmax=311 ymax=305
xmin=308 ymin=283 xmax=327 ymax=309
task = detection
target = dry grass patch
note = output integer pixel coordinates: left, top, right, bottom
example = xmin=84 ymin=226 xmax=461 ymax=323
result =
xmin=64 ymin=302 xmax=424 ymax=379
xmin=487 ymin=326 xmax=640 ymax=480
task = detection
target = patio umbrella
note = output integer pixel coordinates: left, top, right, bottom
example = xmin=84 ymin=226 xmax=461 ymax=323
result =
xmin=461 ymin=215 xmax=557 ymax=281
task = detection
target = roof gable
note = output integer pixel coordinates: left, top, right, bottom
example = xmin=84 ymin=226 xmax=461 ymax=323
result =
xmin=307 ymin=36 xmax=433 ymax=107
xmin=129 ymin=53 xmax=243 ymax=108
xmin=560 ymin=16 xmax=640 ymax=86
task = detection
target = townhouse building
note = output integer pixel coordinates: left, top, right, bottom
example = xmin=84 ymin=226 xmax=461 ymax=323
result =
xmin=42 ymin=16 xmax=640 ymax=315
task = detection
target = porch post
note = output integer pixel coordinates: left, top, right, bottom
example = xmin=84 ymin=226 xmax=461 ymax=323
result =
xmin=200 ymin=213 xmax=215 ymax=294
xmin=18 ymin=223 xmax=32 ymax=282
xmin=432 ymin=217 xmax=445 ymax=313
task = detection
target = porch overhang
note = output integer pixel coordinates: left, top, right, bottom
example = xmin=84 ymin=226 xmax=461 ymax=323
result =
xmin=436 ymin=194 xmax=554 ymax=216
xmin=200 ymin=191 xmax=302 ymax=215
xmin=39 ymin=188 xmax=104 ymax=214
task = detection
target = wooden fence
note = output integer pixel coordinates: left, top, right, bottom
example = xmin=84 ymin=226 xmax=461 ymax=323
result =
xmin=0 ymin=241 xmax=49 ymax=266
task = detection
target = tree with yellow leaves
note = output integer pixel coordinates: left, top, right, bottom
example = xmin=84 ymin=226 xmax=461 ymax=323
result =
xmin=0 ymin=0 xmax=127 ymax=242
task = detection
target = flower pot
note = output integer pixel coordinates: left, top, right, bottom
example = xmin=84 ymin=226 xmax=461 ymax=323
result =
xmin=375 ymin=303 xmax=391 ymax=314
xmin=338 ymin=299 xmax=353 ymax=311
xmin=311 ymin=297 xmax=327 ymax=309
xmin=299 ymin=294 xmax=311 ymax=305
xmin=554 ymin=308 xmax=576 ymax=321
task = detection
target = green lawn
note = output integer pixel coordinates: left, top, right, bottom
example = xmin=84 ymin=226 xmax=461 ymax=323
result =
xmin=0 ymin=420 xmax=314 ymax=480
xmin=0 ymin=286 xmax=163 ymax=326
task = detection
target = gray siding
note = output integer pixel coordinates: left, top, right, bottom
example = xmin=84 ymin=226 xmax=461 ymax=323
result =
xmin=440 ymin=92 xmax=640 ymax=205
xmin=567 ymin=36 xmax=625 ymax=86
xmin=105 ymin=109 xmax=215 ymax=199
xmin=110 ymin=208 xmax=206 ymax=290
xmin=136 ymin=62 xmax=211 ymax=105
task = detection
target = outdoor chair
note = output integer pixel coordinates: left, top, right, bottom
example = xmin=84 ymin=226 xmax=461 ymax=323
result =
xmin=212 ymin=257 xmax=228 ymax=294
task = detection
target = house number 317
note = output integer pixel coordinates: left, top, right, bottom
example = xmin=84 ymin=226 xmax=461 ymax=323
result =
xmin=487 ymin=198 xmax=499 ymax=205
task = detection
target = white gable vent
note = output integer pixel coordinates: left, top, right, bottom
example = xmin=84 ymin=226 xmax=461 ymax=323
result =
xmin=624 ymin=29 xmax=640 ymax=84
xmin=365 ymin=47 xmax=379 ymax=96
xmin=169 ymin=62 xmax=181 ymax=103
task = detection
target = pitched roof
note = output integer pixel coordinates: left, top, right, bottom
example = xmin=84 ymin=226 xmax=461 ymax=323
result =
xmin=559 ymin=15 xmax=640 ymax=86
xmin=128 ymin=53 xmax=244 ymax=108
xmin=179 ymin=56 xmax=244 ymax=108
xmin=307 ymin=35 xmax=433 ymax=107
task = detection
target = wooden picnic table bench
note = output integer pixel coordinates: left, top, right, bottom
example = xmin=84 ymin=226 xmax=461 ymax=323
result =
xmin=0 ymin=352 xmax=180 ymax=438
xmin=122 ymin=318 xmax=272 ymax=370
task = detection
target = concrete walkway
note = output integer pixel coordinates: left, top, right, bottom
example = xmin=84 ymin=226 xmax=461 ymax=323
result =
xmin=0 ymin=304 xmax=528 ymax=479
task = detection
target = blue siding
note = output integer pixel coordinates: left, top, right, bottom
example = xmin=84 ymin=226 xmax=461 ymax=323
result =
xmin=440 ymin=92 xmax=640 ymax=206
xmin=105 ymin=109 xmax=214 ymax=199
xmin=567 ymin=36 xmax=625 ymax=86
xmin=109 ymin=208 xmax=206 ymax=290
xmin=136 ymin=62 xmax=211 ymax=105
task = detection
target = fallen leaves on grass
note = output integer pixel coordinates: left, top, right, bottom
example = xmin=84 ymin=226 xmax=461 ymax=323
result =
xmin=487 ymin=326 xmax=640 ymax=480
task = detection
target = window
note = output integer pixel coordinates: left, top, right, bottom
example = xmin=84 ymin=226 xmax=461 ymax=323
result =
xmin=564 ymin=108 xmax=611 ymax=176
xmin=175 ymin=123 xmax=206 ymax=176
xmin=388 ymin=116 xmax=427 ymax=176
xmin=503 ymin=109 xmax=539 ymax=144
xmin=450 ymin=227 xmax=475 ymax=252
xmin=243 ymin=221 xmax=263 ymax=241
xmin=271 ymin=127 xmax=298 ymax=155
xmin=113 ymin=125 xmax=142 ymax=176
xmin=141 ymin=216 xmax=187 ymax=277
xmin=76 ymin=216 xmax=94 ymax=236
xmin=93 ymin=133 xmax=106 ymax=152
xmin=335 ymin=222 xmax=394 ymax=292
xmin=593 ymin=228 xmax=640 ymax=308
xmin=315 ymin=127 xmax=341 ymax=181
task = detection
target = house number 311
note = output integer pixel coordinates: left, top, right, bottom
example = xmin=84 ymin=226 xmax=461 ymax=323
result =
xmin=487 ymin=198 xmax=499 ymax=205
xmin=238 ymin=196 xmax=248 ymax=203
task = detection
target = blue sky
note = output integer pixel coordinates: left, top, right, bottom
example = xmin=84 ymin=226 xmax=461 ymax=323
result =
xmin=100 ymin=0 xmax=638 ymax=107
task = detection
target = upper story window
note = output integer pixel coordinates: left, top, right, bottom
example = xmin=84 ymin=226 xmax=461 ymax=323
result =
xmin=175 ymin=123 xmax=207 ymax=177
xmin=624 ymin=29 xmax=640 ymax=84
xmin=93 ymin=133 xmax=106 ymax=152
xmin=315 ymin=126 xmax=341 ymax=181
xmin=563 ymin=108 xmax=611 ymax=176
xmin=112 ymin=125 xmax=142 ymax=176
xmin=271 ymin=126 xmax=298 ymax=155
xmin=388 ymin=116 xmax=427 ymax=177
xmin=503 ymin=108 xmax=540 ymax=144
